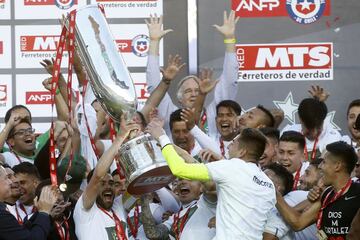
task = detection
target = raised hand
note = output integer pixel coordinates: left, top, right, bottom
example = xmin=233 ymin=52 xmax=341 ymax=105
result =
xmin=118 ymin=116 xmax=141 ymax=140
xmin=145 ymin=14 xmax=173 ymax=41
xmin=40 ymin=58 xmax=55 ymax=75
xmin=145 ymin=118 xmax=166 ymax=142
xmin=199 ymin=149 xmax=222 ymax=162
xmin=180 ymin=108 xmax=196 ymax=130
xmin=213 ymin=10 xmax=239 ymax=39
xmin=160 ymin=54 xmax=186 ymax=83
xmin=308 ymin=85 xmax=330 ymax=102
xmin=198 ymin=68 xmax=219 ymax=95
xmin=42 ymin=77 xmax=52 ymax=91
xmin=34 ymin=185 xmax=58 ymax=214
xmin=7 ymin=112 xmax=28 ymax=128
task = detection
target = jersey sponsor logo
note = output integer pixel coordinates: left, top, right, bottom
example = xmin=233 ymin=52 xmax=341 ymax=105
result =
xmin=344 ymin=195 xmax=357 ymax=201
xmin=131 ymin=34 xmax=149 ymax=57
xmin=26 ymin=91 xmax=52 ymax=104
xmin=232 ymin=0 xmax=330 ymax=24
xmin=20 ymin=35 xmax=61 ymax=52
xmin=24 ymin=0 xmax=77 ymax=8
xmin=286 ymin=0 xmax=326 ymax=24
xmin=253 ymin=176 xmax=274 ymax=188
xmin=0 ymin=84 xmax=7 ymax=101
xmin=236 ymin=42 xmax=333 ymax=81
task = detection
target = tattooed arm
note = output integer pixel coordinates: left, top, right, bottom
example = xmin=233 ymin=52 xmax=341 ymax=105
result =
xmin=141 ymin=194 xmax=170 ymax=240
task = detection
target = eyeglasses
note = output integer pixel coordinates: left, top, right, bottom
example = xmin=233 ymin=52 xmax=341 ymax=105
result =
xmin=13 ymin=128 xmax=35 ymax=137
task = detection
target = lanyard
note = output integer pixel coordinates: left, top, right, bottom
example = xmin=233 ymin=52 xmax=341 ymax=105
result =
xmin=173 ymin=202 xmax=196 ymax=240
xmin=292 ymin=165 xmax=302 ymax=190
xmin=99 ymin=206 xmax=127 ymax=240
xmin=126 ymin=204 xmax=139 ymax=238
xmin=303 ymin=134 xmax=319 ymax=162
xmin=219 ymin=138 xmax=225 ymax=157
xmin=199 ymin=110 xmax=208 ymax=133
xmin=316 ymin=179 xmax=352 ymax=229
xmin=13 ymin=204 xmax=23 ymax=224
xmin=55 ymin=218 xmax=70 ymax=240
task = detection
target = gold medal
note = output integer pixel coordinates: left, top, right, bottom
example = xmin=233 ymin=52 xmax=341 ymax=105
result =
xmin=316 ymin=230 xmax=328 ymax=240
xmin=59 ymin=183 xmax=67 ymax=192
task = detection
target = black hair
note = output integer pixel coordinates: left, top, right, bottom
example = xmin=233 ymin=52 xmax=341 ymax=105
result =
xmin=169 ymin=109 xmax=183 ymax=131
xmin=238 ymin=128 xmax=267 ymax=160
xmin=13 ymin=162 xmax=41 ymax=180
xmin=280 ymin=131 xmax=305 ymax=150
xmin=216 ymin=100 xmax=242 ymax=116
xmin=347 ymin=99 xmax=360 ymax=116
xmin=35 ymin=179 xmax=52 ymax=199
xmin=1 ymin=163 xmax=11 ymax=168
xmin=298 ymin=98 xmax=327 ymax=130
xmin=260 ymin=127 xmax=280 ymax=142
xmin=326 ymin=141 xmax=358 ymax=174
xmin=310 ymin=157 xmax=324 ymax=167
xmin=257 ymin=105 xmax=275 ymax=128
xmin=266 ymin=163 xmax=294 ymax=195
xmin=4 ymin=105 xmax=32 ymax=123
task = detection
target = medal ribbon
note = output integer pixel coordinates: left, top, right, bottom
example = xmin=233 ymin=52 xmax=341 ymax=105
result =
xmin=55 ymin=218 xmax=70 ymax=240
xmin=126 ymin=204 xmax=139 ymax=238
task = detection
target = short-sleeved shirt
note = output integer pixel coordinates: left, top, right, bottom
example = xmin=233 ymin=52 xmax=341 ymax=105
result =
xmin=74 ymin=195 xmax=128 ymax=240
xmin=206 ymin=158 xmax=276 ymax=240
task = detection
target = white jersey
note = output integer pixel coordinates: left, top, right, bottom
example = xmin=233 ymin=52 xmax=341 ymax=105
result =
xmin=163 ymin=195 xmax=216 ymax=240
xmin=282 ymin=122 xmax=341 ymax=155
xmin=264 ymin=190 xmax=317 ymax=240
xmin=206 ymin=158 xmax=276 ymax=240
xmin=74 ymin=195 xmax=128 ymax=240
xmin=2 ymin=152 xmax=34 ymax=168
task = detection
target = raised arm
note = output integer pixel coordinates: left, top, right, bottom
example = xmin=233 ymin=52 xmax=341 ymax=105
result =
xmin=140 ymin=194 xmax=170 ymax=240
xmin=145 ymin=120 xmax=210 ymax=181
xmin=82 ymin=118 xmax=139 ymax=210
xmin=42 ymin=77 xmax=69 ymax=121
xmin=141 ymin=54 xmax=185 ymax=123
xmin=275 ymin=191 xmax=320 ymax=231
xmin=145 ymin=14 xmax=173 ymax=91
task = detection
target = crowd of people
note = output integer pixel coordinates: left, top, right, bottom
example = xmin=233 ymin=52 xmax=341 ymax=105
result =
xmin=0 ymin=9 xmax=359 ymax=240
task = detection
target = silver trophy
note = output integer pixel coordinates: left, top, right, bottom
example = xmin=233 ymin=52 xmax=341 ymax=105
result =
xmin=70 ymin=5 xmax=174 ymax=195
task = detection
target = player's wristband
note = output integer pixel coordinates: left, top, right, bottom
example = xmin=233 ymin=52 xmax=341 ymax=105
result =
xmin=224 ymin=38 xmax=236 ymax=44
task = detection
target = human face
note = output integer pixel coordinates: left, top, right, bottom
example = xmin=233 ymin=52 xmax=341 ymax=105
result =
xmin=319 ymin=152 xmax=339 ymax=186
xmin=237 ymin=108 xmax=266 ymax=131
xmin=8 ymin=122 xmax=36 ymax=156
xmin=0 ymin=167 xmax=12 ymax=201
xmin=298 ymin=165 xmax=320 ymax=191
xmin=264 ymin=169 xmax=285 ymax=195
xmin=56 ymin=129 xmax=69 ymax=153
xmin=112 ymin=174 xmax=126 ymax=197
xmin=278 ymin=141 xmax=304 ymax=174
xmin=176 ymin=179 xmax=202 ymax=205
xmin=216 ymin=106 xmax=238 ymax=141
xmin=178 ymin=78 xmax=200 ymax=108
xmin=96 ymin=174 xmax=115 ymax=210
xmin=16 ymin=173 xmax=39 ymax=205
xmin=347 ymin=106 xmax=360 ymax=141
xmin=300 ymin=122 xmax=322 ymax=141
xmin=133 ymin=112 xmax=146 ymax=131
xmin=171 ymin=121 xmax=194 ymax=152
xmin=5 ymin=167 xmax=21 ymax=200
xmin=354 ymin=157 xmax=360 ymax=179
xmin=259 ymin=137 xmax=277 ymax=168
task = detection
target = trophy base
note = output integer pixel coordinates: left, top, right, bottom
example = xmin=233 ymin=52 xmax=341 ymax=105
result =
xmin=126 ymin=163 xmax=175 ymax=195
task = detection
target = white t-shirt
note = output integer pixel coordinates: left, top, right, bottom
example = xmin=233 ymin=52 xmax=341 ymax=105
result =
xmin=264 ymin=190 xmax=317 ymax=240
xmin=2 ymin=152 xmax=34 ymax=168
xmin=163 ymin=195 xmax=216 ymax=240
xmin=206 ymin=158 xmax=276 ymax=240
xmin=74 ymin=195 xmax=128 ymax=240
xmin=282 ymin=122 xmax=341 ymax=155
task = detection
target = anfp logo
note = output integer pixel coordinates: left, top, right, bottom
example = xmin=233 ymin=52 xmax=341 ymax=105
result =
xmin=286 ymin=0 xmax=326 ymax=24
